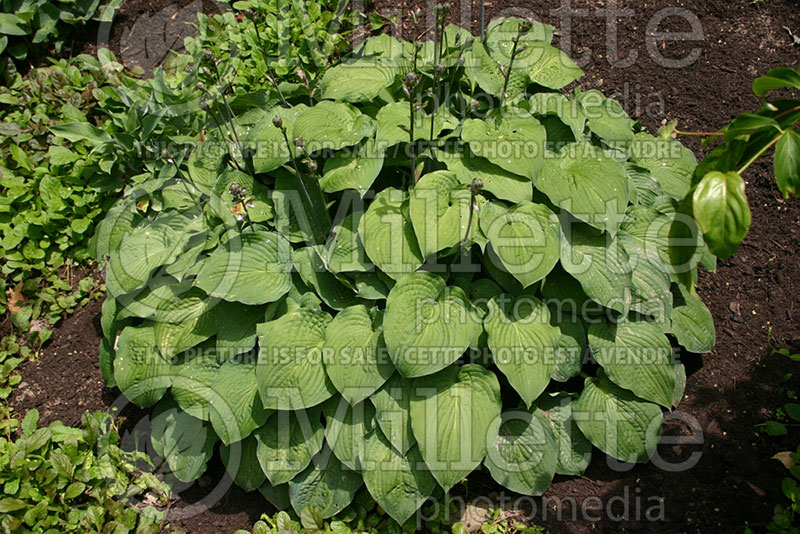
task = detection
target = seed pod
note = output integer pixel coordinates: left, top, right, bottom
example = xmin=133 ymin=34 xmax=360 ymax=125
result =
xmin=272 ymin=116 xmax=283 ymax=129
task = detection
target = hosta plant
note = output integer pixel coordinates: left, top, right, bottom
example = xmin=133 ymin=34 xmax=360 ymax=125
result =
xmin=97 ymin=15 xmax=717 ymax=527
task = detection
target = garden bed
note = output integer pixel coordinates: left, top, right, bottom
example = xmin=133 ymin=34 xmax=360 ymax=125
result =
xmin=8 ymin=0 xmax=800 ymax=532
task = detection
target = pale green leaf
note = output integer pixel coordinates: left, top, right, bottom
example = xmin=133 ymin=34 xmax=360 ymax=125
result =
xmin=384 ymin=272 xmax=481 ymax=378
xmin=536 ymin=142 xmax=629 ymax=235
xmin=588 ymin=319 xmax=676 ymax=408
xmin=484 ymin=294 xmax=560 ymax=407
xmin=359 ymin=188 xmax=424 ymax=279
xmin=573 ymin=376 xmax=662 ymax=463
xmin=322 ymin=306 xmax=393 ymax=405
xmin=256 ymin=308 xmax=336 ymax=410
xmin=484 ymin=408 xmax=557 ymax=495
xmin=194 ymin=231 xmax=293 ymax=306
xmin=254 ymin=408 xmax=325 ymax=485
xmin=479 ymin=201 xmax=560 ymax=287
xmin=409 ymin=364 xmax=502 ymax=492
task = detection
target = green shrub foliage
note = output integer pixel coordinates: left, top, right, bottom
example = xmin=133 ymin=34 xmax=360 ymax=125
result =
xmin=98 ymin=17 xmax=717 ymax=525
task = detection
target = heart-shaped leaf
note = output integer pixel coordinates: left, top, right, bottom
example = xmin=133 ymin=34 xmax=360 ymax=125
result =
xmin=322 ymin=305 xmax=393 ymax=405
xmin=409 ymin=171 xmax=478 ymax=258
xmin=410 ymin=364 xmax=502 ymax=492
xmin=257 ymin=308 xmax=336 ymax=410
xmin=479 ymin=201 xmax=561 ymax=288
xmin=484 ymin=294 xmax=561 ymax=407
xmin=384 ymin=272 xmax=481 ymax=378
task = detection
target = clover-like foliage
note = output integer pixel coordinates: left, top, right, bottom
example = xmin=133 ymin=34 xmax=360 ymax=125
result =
xmin=97 ymin=17 xmax=717 ymax=526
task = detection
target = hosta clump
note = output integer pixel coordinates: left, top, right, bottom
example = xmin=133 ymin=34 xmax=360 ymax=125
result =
xmin=97 ymin=17 xmax=717 ymax=526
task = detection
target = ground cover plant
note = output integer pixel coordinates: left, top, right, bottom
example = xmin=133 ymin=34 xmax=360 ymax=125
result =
xmin=0 ymin=409 xmax=177 ymax=534
xmin=94 ymin=10 xmax=724 ymax=528
xmin=0 ymin=0 xmax=120 ymax=74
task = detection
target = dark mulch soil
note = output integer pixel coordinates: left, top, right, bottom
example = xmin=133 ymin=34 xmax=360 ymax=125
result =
xmin=8 ymin=0 xmax=800 ymax=533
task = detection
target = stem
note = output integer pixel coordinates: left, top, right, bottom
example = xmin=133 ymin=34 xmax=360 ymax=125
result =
xmin=773 ymin=104 xmax=800 ymax=122
xmin=462 ymin=190 xmax=476 ymax=245
xmin=674 ymin=129 xmax=724 ymax=137
xmin=251 ymin=17 xmax=289 ymax=107
xmin=409 ymin=90 xmax=416 ymax=182
xmin=200 ymin=97 xmax=240 ymax=170
xmin=480 ymin=0 xmax=485 ymax=40
xmin=210 ymin=62 xmax=248 ymax=170
xmin=499 ymin=37 xmax=520 ymax=109
xmin=279 ymin=127 xmax=319 ymax=226
xmin=737 ymin=129 xmax=785 ymax=175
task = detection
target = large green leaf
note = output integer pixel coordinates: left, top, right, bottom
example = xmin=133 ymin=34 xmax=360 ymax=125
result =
xmin=194 ymin=231 xmax=293 ymax=305
xmin=691 ymin=171 xmax=751 ymax=259
xmin=254 ymin=409 xmax=325 ymax=485
xmin=549 ymin=311 xmax=586 ymax=383
xmin=209 ymin=358 xmax=270 ymax=446
xmin=172 ymin=355 xmax=221 ymax=421
xmin=439 ymin=146 xmax=532 ymax=203
xmin=113 ymin=326 xmax=173 ymax=408
xmin=293 ymin=247 xmax=359 ymax=311
xmin=319 ymin=58 xmax=399 ymax=102
xmin=409 ymin=364 xmax=502 ymax=491
xmin=375 ymin=102 xmax=458 ymax=147
xmin=288 ymin=450 xmax=362 ymax=519
xmin=320 ymin=139 xmax=384 ymax=196
xmin=318 ymin=211 xmax=372 ymax=274
xmin=461 ymin=114 xmax=546 ymax=180
xmin=479 ymin=201 xmax=560 ymax=287
xmin=484 ymin=408 xmax=558 ymax=495
xmin=577 ymin=90 xmax=634 ymax=144
xmin=244 ymin=106 xmax=306 ymax=173
xmin=0 ymin=13 xmax=27 ymax=36
xmin=536 ymin=142 xmax=629 ymax=235
xmin=525 ymin=44 xmax=583 ymax=89
xmin=215 ymin=301 xmax=265 ymax=357
xmin=257 ymin=308 xmax=336 ymax=410
xmin=322 ymin=306 xmax=393 ymax=405
xmin=752 ymin=66 xmax=800 ymax=96
xmin=775 ymin=129 xmax=800 ymax=198
xmin=359 ymin=188 xmax=424 ymax=279
xmin=293 ymin=101 xmax=375 ymax=152
xmin=463 ymin=40 xmax=505 ymax=98
xmin=362 ymin=433 xmax=436 ymax=525
xmin=484 ymin=294 xmax=560 ymax=407
xmin=221 ymin=435 xmax=266 ymax=492
xmin=485 ymin=17 xmax=554 ymax=56
xmin=151 ymin=288 xmax=217 ymax=359
xmin=323 ymin=399 xmax=376 ymax=470
xmin=108 ymin=222 xmax=182 ymax=295
xmin=573 ymin=376 xmax=662 ymax=463
xmin=151 ymin=398 xmax=217 ymax=483
xmin=628 ymin=133 xmax=696 ymax=200
xmin=538 ymin=393 xmax=591 ymax=476
xmin=667 ymin=284 xmax=715 ymax=353
xmin=370 ymin=373 xmax=416 ymax=455
xmin=384 ymin=272 xmax=481 ymax=378
xmin=559 ymin=221 xmax=632 ymax=314
xmin=409 ymin=171 xmax=477 ymax=257
xmin=588 ymin=319 xmax=676 ymax=408
xmin=530 ymin=92 xmax=586 ymax=140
